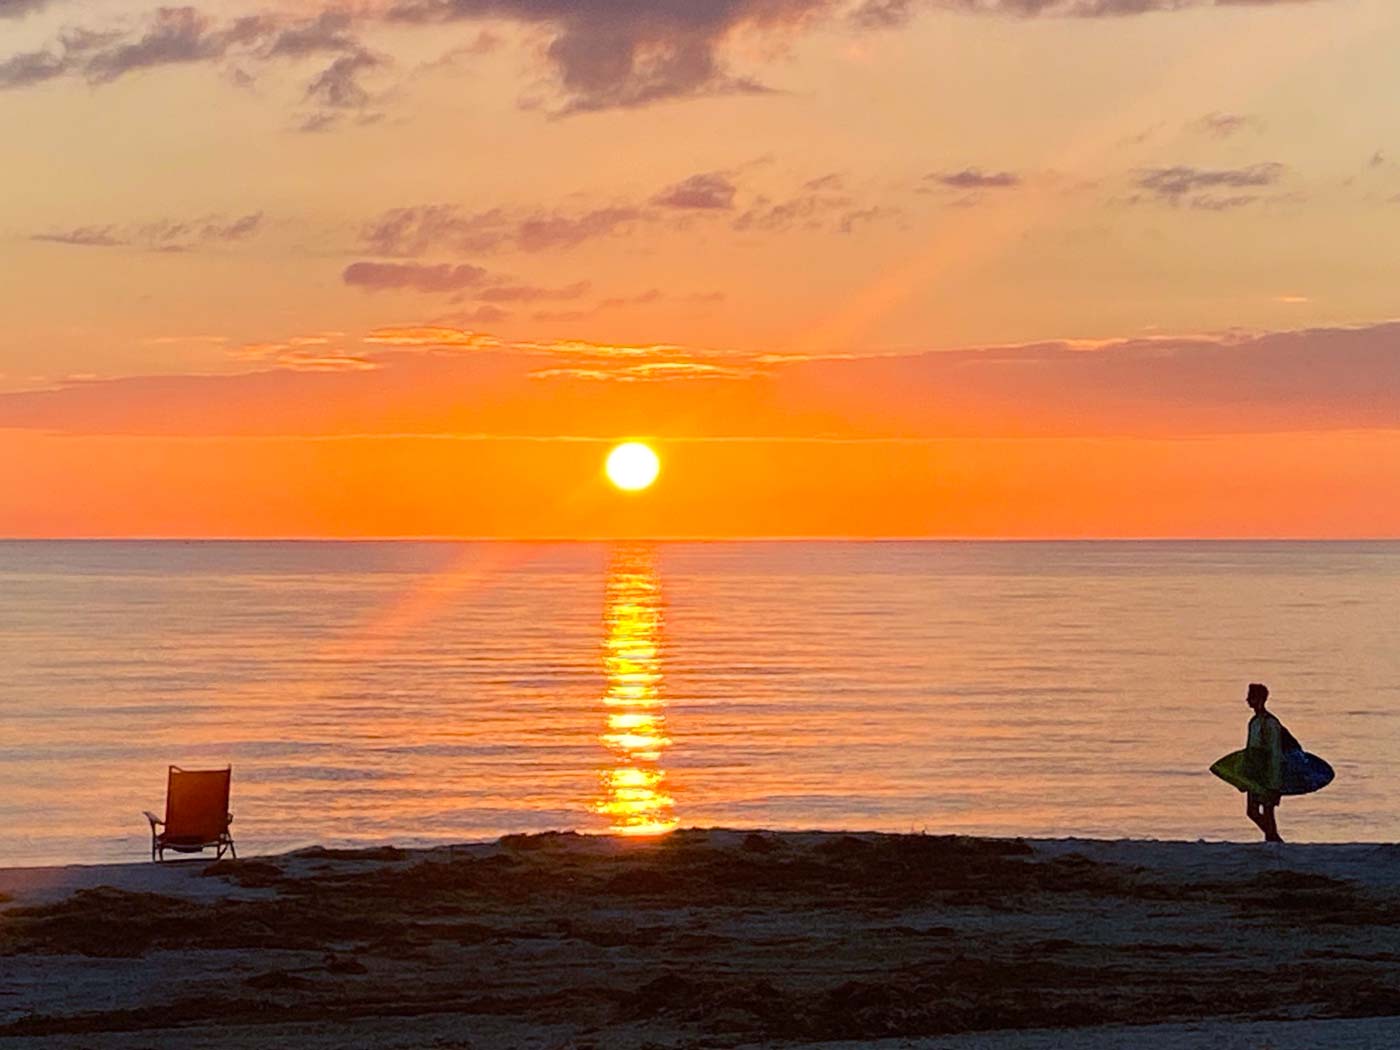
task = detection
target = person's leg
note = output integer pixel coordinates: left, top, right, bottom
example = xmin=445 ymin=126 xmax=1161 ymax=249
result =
xmin=1261 ymin=802 xmax=1283 ymax=843
xmin=1246 ymin=795 xmax=1265 ymax=836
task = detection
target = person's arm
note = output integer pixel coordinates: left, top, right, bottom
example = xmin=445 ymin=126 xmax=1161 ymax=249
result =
xmin=1264 ymin=717 xmax=1284 ymax=793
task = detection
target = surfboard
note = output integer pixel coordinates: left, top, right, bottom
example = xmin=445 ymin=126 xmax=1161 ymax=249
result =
xmin=1210 ymin=748 xmax=1335 ymax=797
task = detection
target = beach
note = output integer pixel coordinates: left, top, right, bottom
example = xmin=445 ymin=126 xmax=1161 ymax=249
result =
xmin=3 ymin=829 xmax=1399 ymax=1048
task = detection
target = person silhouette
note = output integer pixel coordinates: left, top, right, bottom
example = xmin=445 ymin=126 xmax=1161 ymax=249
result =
xmin=1242 ymin=682 xmax=1284 ymax=843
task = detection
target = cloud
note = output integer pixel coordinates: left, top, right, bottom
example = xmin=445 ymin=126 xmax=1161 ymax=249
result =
xmin=361 ymin=203 xmax=642 ymax=255
xmin=929 ymin=168 xmax=1021 ymax=190
xmin=380 ymin=1 xmax=1333 ymax=111
xmin=364 ymin=167 xmax=895 ymax=257
xmin=83 ymin=8 xmax=259 ymax=84
xmin=478 ymin=280 xmax=591 ymax=302
xmin=434 ymin=304 xmax=513 ymax=324
xmin=1190 ymin=111 xmax=1264 ymax=139
xmin=1 ymin=0 xmax=1333 ymax=116
xmin=0 ymin=0 xmax=52 ymax=16
xmin=0 ymin=6 xmax=382 ymax=126
xmin=732 ymin=183 xmax=893 ymax=233
xmin=384 ymin=0 xmax=827 ymax=112
xmin=653 ymin=172 xmax=739 ymax=210
xmin=297 ymin=47 xmax=388 ymax=129
xmin=342 ymin=261 xmax=491 ymax=292
xmin=0 ymin=48 xmax=72 ymax=89
xmin=235 ymin=333 xmax=375 ymax=371
xmin=599 ymin=288 xmax=665 ymax=308
xmin=517 ymin=207 xmax=645 ymax=251
xmin=260 ymin=10 xmax=360 ymax=58
xmin=304 ymin=49 xmax=381 ymax=110
xmin=5 ymin=320 xmax=1396 ymax=439
xmin=31 ymin=225 xmax=125 ymax=248
xmin=31 ymin=212 xmax=264 ymax=251
xmin=200 ymin=213 xmax=264 ymax=240
xmin=1132 ymin=162 xmax=1285 ymax=207
xmin=855 ymin=0 xmax=1330 ymax=23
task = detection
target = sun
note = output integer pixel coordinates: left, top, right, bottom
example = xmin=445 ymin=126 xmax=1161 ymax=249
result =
xmin=605 ymin=442 xmax=661 ymax=492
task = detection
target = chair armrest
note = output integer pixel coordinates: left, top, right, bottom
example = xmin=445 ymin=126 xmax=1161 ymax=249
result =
xmin=143 ymin=811 xmax=164 ymax=828
xmin=227 ymin=812 xmax=234 ymax=825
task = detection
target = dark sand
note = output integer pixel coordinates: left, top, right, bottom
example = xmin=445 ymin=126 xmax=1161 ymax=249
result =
xmin=3 ymin=830 xmax=1400 ymax=1048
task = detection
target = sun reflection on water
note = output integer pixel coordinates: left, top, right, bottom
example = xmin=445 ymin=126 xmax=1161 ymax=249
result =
xmin=594 ymin=544 xmax=677 ymax=836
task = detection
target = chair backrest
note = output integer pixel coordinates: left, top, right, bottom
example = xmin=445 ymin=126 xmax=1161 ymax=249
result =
xmin=164 ymin=766 xmax=231 ymax=841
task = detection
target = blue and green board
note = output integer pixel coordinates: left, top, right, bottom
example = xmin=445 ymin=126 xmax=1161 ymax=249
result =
xmin=1211 ymin=747 xmax=1335 ymax=797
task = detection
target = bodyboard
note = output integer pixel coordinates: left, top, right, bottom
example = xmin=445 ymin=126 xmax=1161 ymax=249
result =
xmin=1210 ymin=748 xmax=1335 ymax=796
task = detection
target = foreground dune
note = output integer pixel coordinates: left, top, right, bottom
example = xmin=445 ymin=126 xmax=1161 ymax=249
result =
xmin=2 ymin=831 xmax=1399 ymax=1048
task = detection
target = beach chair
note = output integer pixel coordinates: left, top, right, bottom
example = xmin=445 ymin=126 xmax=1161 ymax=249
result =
xmin=143 ymin=765 xmax=236 ymax=862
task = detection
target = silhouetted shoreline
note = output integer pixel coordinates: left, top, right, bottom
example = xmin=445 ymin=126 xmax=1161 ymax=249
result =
xmin=3 ymin=830 xmax=1399 ymax=1048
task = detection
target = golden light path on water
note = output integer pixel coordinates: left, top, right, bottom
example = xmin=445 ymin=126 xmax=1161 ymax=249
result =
xmin=595 ymin=545 xmax=677 ymax=836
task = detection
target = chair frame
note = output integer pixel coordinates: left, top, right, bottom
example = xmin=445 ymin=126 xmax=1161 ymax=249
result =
xmin=143 ymin=765 xmax=236 ymax=862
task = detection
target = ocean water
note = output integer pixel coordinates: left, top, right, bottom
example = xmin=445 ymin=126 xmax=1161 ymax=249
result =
xmin=1 ymin=541 xmax=1397 ymax=867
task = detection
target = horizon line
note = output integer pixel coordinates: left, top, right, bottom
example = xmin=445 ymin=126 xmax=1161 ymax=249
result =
xmin=3 ymin=535 xmax=1400 ymax=544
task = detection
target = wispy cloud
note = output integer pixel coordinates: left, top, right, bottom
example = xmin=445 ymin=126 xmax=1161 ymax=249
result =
xmin=0 ymin=6 xmax=386 ymax=126
xmin=235 ymin=333 xmax=374 ymax=371
xmin=928 ymin=168 xmax=1021 ymax=190
xmin=300 ymin=48 xmax=386 ymax=130
xmin=31 ymin=212 xmax=264 ymax=251
xmin=342 ymin=261 xmax=490 ymax=292
xmin=478 ymin=281 xmax=591 ymax=303
xmin=0 ymin=0 xmax=1332 ymax=115
xmin=653 ymin=172 xmax=739 ymax=211
xmin=0 ymin=0 xmax=52 ymax=16
xmin=361 ymin=203 xmax=643 ymax=255
xmin=4 ymin=320 xmax=1397 ymax=438
xmin=383 ymin=0 xmax=811 ymax=113
xmin=1131 ymin=162 xmax=1286 ymax=209
xmin=1190 ymin=111 xmax=1265 ymax=139
xmin=855 ymin=0 xmax=1331 ymax=24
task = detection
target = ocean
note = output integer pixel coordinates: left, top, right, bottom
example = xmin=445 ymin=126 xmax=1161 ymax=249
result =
xmin=1 ymin=540 xmax=1396 ymax=866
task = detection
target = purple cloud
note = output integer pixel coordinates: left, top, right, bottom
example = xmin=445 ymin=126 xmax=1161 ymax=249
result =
xmin=0 ymin=49 xmax=69 ymax=89
xmin=930 ymin=168 xmax=1021 ymax=190
xmin=384 ymin=0 xmax=817 ymax=112
xmin=734 ymin=187 xmax=857 ymax=232
xmin=362 ymin=204 xmax=641 ymax=255
xmin=1190 ymin=111 xmax=1264 ymax=139
xmin=1134 ymin=162 xmax=1285 ymax=205
xmin=83 ymin=8 xmax=259 ymax=84
xmin=477 ymin=280 xmax=591 ymax=303
xmin=31 ymin=212 xmax=264 ymax=251
xmin=342 ymin=261 xmax=491 ymax=292
xmin=857 ymin=0 xmax=1330 ymax=23
xmin=653 ymin=172 xmax=739 ymax=210
xmin=31 ymin=225 xmax=125 ymax=248
xmin=517 ymin=207 xmax=644 ymax=251
xmin=260 ymin=10 xmax=360 ymax=58
xmin=0 ymin=0 xmax=1340 ymax=115
xmin=2 ymin=321 xmax=1397 ymax=438
xmin=305 ymin=49 xmax=381 ymax=111
xmin=0 ymin=0 xmax=52 ymax=16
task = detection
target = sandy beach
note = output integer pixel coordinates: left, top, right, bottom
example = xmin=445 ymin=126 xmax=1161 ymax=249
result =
xmin=2 ymin=830 xmax=1399 ymax=1048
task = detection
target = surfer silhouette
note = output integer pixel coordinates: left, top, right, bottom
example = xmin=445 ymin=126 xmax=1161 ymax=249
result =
xmin=1210 ymin=683 xmax=1334 ymax=838
xmin=1242 ymin=683 xmax=1285 ymax=843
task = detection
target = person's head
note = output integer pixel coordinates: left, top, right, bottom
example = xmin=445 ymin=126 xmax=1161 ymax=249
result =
xmin=1246 ymin=682 xmax=1269 ymax=712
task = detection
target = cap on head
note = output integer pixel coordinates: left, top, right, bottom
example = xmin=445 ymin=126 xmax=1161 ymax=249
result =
xmin=1247 ymin=682 xmax=1269 ymax=704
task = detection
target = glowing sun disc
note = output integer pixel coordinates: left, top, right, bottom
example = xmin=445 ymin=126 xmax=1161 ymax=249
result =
xmin=606 ymin=442 xmax=660 ymax=491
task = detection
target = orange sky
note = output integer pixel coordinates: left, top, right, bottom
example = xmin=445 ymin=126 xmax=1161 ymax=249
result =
xmin=2 ymin=0 xmax=1399 ymax=537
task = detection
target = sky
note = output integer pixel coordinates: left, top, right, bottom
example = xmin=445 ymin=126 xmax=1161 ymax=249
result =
xmin=2 ymin=0 xmax=1399 ymax=537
